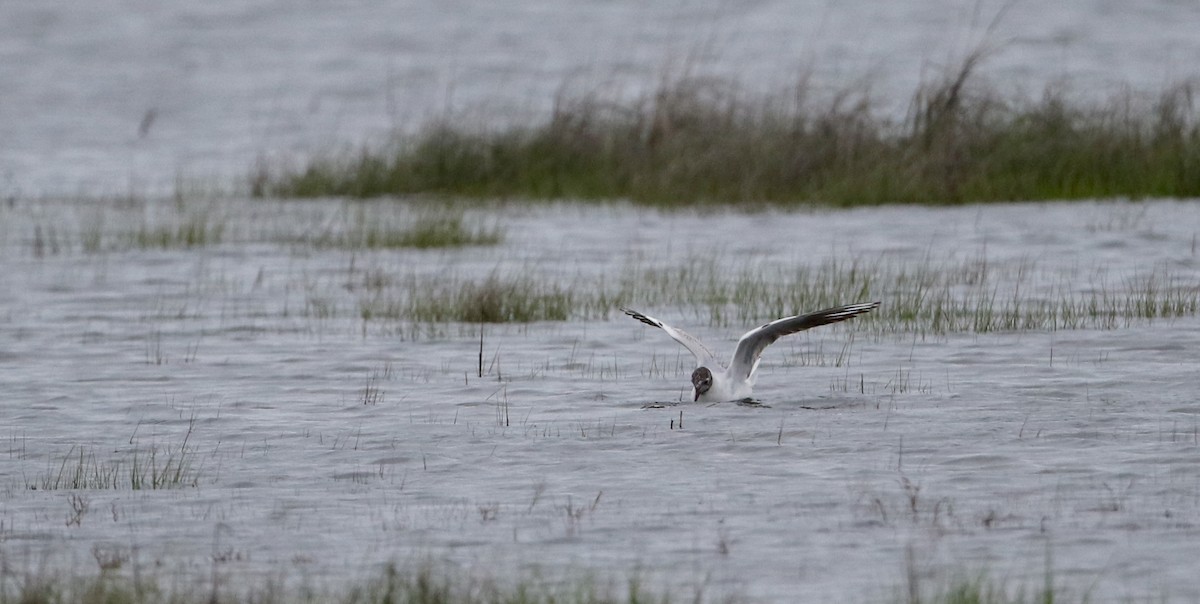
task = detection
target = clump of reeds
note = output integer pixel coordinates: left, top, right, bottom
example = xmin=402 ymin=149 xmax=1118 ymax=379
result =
xmin=31 ymin=444 xmax=198 ymax=491
xmin=254 ymin=55 xmax=1200 ymax=206
xmin=73 ymin=211 xmax=227 ymax=253
xmin=308 ymin=209 xmax=502 ymax=249
xmin=128 ymin=213 xmax=225 ymax=249
xmin=349 ymin=253 xmax=1197 ymax=333
xmin=392 ymin=213 xmax=502 ymax=248
xmin=902 ymin=570 xmax=1067 ymax=604
xmin=900 ymin=544 xmax=1071 ymax=604
xmin=362 ymin=273 xmax=572 ymax=324
xmin=30 ymin=423 xmax=200 ymax=491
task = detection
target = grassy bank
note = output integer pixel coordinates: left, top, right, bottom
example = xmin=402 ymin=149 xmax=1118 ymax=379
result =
xmin=254 ymin=57 xmax=1200 ymax=206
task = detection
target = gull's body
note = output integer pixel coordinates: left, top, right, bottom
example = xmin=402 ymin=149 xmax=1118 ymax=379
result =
xmin=622 ymin=302 xmax=879 ymax=402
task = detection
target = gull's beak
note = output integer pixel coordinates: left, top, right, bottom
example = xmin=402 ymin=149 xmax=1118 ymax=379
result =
xmin=693 ymin=389 xmax=700 ymax=402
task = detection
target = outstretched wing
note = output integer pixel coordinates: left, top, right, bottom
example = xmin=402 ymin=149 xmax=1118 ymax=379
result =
xmin=729 ymin=302 xmax=879 ymax=379
xmin=621 ymin=308 xmax=721 ymax=368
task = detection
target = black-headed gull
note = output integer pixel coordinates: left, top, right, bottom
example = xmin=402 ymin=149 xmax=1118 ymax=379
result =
xmin=621 ymin=302 xmax=879 ymax=402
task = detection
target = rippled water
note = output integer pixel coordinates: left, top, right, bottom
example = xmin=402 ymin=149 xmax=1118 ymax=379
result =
xmin=2 ymin=197 xmax=1199 ymax=601
xmin=5 ymin=1 xmax=1200 ymax=599
xmin=4 ymin=0 xmax=1200 ymax=197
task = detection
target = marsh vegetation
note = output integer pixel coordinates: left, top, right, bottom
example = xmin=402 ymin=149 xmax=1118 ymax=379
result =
xmin=27 ymin=421 xmax=200 ymax=492
xmin=0 ymin=552 xmax=1073 ymax=604
xmin=16 ymin=199 xmax=1198 ymax=333
xmin=354 ymin=252 xmax=1197 ymax=334
xmin=303 ymin=210 xmax=503 ymax=250
xmin=26 ymin=203 xmax=503 ymax=256
xmin=254 ymin=57 xmax=1200 ymax=207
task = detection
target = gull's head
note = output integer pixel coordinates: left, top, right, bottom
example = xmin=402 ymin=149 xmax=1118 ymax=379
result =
xmin=691 ymin=367 xmax=713 ymax=401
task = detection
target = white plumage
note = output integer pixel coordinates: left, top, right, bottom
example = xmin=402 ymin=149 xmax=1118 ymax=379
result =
xmin=622 ymin=302 xmax=879 ymax=402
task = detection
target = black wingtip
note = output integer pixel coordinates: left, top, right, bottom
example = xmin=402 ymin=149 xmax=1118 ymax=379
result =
xmin=620 ymin=307 xmax=661 ymax=329
xmin=840 ymin=301 xmax=880 ymax=313
xmin=836 ymin=301 xmax=880 ymax=317
xmin=800 ymin=301 xmax=880 ymax=327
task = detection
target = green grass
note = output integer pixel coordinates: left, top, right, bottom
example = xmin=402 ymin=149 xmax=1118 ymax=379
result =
xmin=128 ymin=213 xmax=225 ymax=249
xmin=392 ymin=214 xmax=502 ymax=248
xmin=361 ymin=273 xmax=573 ymax=324
xmin=28 ymin=423 xmax=200 ymax=491
xmin=0 ymin=563 xmax=684 ymax=604
xmin=0 ymin=559 xmax=1090 ymax=604
xmin=43 ymin=203 xmax=498 ymax=255
xmin=901 ymin=547 xmax=1068 ymax=604
xmin=253 ymin=55 xmax=1200 ymax=206
xmin=907 ymin=574 xmax=1063 ymax=604
xmin=66 ymin=210 xmax=226 ymax=254
xmin=348 ymin=253 xmax=1197 ymax=332
xmin=307 ymin=209 xmax=503 ymax=249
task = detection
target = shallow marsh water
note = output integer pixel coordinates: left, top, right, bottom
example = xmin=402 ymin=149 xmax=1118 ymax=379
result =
xmin=6 ymin=1 xmax=1200 ymax=600
xmin=2 ymin=198 xmax=1199 ymax=601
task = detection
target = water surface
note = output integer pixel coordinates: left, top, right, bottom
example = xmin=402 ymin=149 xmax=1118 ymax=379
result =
xmin=2 ymin=198 xmax=1199 ymax=601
